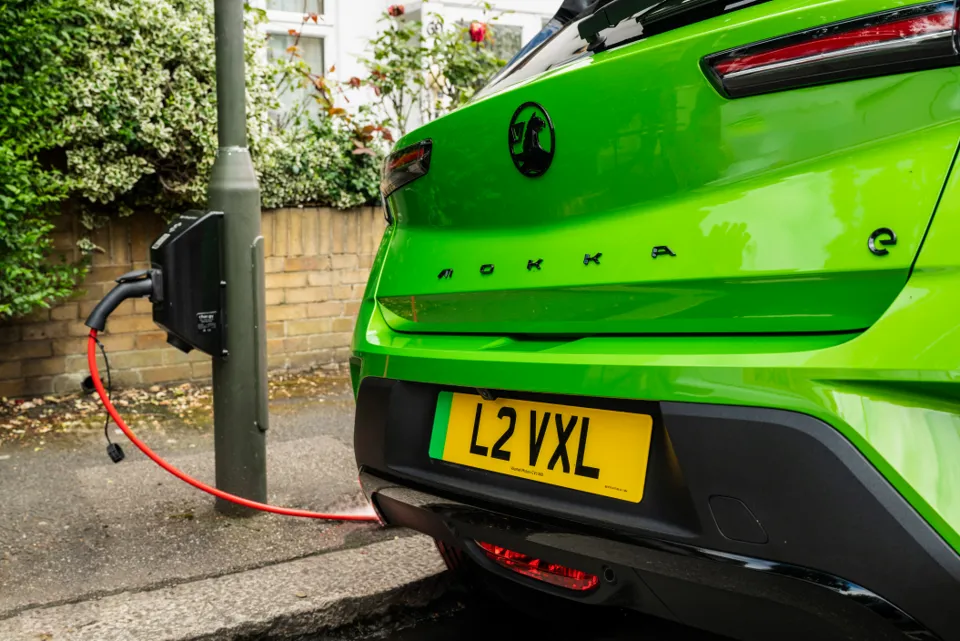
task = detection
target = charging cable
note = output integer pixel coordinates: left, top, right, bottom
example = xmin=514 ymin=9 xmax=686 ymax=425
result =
xmin=87 ymin=329 xmax=378 ymax=522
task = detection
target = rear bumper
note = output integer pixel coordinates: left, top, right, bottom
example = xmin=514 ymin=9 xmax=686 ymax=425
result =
xmin=355 ymin=379 xmax=960 ymax=640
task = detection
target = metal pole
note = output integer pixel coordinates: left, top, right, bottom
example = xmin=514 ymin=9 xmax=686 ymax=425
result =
xmin=209 ymin=0 xmax=268 ymax=516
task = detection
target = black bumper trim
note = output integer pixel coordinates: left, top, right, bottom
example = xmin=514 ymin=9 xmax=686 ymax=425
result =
xmin=355 ymin=378 xmax=960 ymax=639
xmin=361 ymin=471 xmax=937 ymax=640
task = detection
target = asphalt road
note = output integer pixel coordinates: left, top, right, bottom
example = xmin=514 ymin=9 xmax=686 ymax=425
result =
xmin=310 ymin=589 xmax=732 ymax=641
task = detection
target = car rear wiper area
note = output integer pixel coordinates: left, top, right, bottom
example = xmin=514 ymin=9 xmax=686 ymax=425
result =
xmin=578 ymin=0 xmax=664 ymax=45
xmin=579 ymin=0 xmax=771 ymax=48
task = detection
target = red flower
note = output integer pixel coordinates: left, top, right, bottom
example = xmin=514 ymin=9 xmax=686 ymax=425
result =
xmin=387 ymin=4 xmax=405 ymax=17
xmin=348 ymin=76 xmax=362 ymax=88
xmin=468 ymin=21 xmax=487 ymax=43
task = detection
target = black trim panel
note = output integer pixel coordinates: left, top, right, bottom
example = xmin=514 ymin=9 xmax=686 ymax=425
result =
xmin=354 ymin=378 xmax=960 ymax=639
xmin=364 ymin=473 xmax=939 ymax=640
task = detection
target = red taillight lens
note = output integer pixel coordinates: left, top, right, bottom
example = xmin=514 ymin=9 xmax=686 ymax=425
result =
xmin=476 ymin=541 xmax=600 ymax=592
xmin=381 ymin=139 xmax=432 ymax=198
xmin=704 ymin=1 xmax=959 ymax=98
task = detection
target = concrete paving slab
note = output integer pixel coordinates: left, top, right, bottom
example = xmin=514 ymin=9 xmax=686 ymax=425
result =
xmin=0 ymin=535 xmax=447 ymax=641
xmin=0 ymin=398 xmax=387 ymax=619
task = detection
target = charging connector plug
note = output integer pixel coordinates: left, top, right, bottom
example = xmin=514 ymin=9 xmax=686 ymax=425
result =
xmin=107 ymin=443 xmax=125 ymax=463
xmin=84 ymin=269 xmax=159 ymax=332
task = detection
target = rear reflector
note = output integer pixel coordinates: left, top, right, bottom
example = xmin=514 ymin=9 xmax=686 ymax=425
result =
xmin=381 ymin=139 xmax=432 ymax=199
xmin=704 ymin=1 xmax=960 ymax=98
xmin=476 ymin=541 xmax=599 ymax=591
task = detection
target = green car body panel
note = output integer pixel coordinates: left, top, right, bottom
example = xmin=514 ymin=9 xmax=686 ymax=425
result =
xmin=353 ymin=0 xmax=960 ymax=574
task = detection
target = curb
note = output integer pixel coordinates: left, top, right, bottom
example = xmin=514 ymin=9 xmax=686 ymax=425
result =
xmin=0 ymin=535 xmax=448 ymax=641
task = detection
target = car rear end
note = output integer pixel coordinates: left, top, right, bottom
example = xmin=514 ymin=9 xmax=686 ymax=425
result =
xmin=352 ymin=1 xmax=960 ymax=639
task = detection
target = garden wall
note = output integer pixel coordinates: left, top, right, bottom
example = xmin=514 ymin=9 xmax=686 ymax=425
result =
xmin=0 ymin=207 xmax=385 ymax=398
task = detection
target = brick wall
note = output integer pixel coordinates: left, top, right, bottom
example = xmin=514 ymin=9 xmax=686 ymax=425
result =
xmin=0 ymin=207 xmax=385 ymax=399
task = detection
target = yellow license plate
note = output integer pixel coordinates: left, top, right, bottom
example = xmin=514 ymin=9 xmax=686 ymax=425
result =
xmin=429 ymin=392 xmax=653 ymax=503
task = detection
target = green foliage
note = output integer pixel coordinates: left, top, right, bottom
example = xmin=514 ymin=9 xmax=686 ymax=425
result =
xmin=0 ymin=0 xmax=504 ymax=319
xmin=363 ymin=9 xmax=507 ymax=136
xmin=0 ymin=0 xmax=87 ymax=318
xmin=261 ymin=116 xmax=383 ymax=210
xmin=0 ymin=0 xmax=379 ymax=319
xmin=425 ymin=14 xmax=507 ymax=117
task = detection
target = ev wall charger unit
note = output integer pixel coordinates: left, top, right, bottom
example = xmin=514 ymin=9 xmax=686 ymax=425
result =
xmin=150 ymin=210 xmax=225 ymax=356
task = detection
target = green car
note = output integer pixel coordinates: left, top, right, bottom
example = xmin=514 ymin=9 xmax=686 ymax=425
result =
xmin=352 ymin=0 xmax=960 ymax=638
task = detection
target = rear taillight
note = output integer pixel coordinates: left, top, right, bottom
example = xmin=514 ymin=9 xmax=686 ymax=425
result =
xmin=704 ymin=1 xmax=960 ymax=98
xmin=476 ymin=541 xmax=600 ymax=592
xmin=381 ymin=139 xmax=432 ymax=198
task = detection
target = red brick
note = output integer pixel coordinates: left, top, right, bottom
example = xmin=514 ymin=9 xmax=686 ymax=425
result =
xmin=136 ymin=331 xmax=169 ymax=350
xmin=88 ymin=265 xmax=135 ymax=284
xmin=21 ymin=322 xmax=67 ymax=341
xmin=23 ymin=376 xmax=54 ymax=396
xmin=191 ymin=361 xmax=213 ymax=380
xmin=0 ymin=326 xmax=21 ymax=344
xmin=285 ymin=287 xmax=330 ymax=304
xmin=265 ymin=257 xmax=286 ymax=273
xmin=332 ymin=318 xmax=354 ymax=333
xmin=164 ymin=349 xmax=207 ymax=365
xmin=265 ymin=272 xmax=307 ymax=289
xmin=104 ymin=315 xmax=156 ymax=334
xmin=306 ymin=302 xmax=342 ymax=318
xmin=307 ymin=271 xmax=333 ymax=287
xmin=50 ymin=303 xmax=79 ymax=321
xmin=0 ymin=379 xmax=26 ymax=399
xmin=307 ymin=333 xmax=351 ymax=350
xmin=0 ymin=360 xmax=21 ymax=379
xmin=287 ymin=351 xmax=327 ymax=370
xmin=95 ymin=334 xmax=136 ymax=352
xmin=133 ymin=298 xmax=154 ymax=314
xmin=5 ymin=341 xmax=52 ymax=360
xmin=51 ymin=338 xmax=88 ymax=357
xmin=22 ymin=357 xmax=67 ymax=378
xmin=286 ymin=319 xmax=332 ymax=336
xmin=332 ymin=254 xmax=358 ymax=269
xmin=285 ymin=256 xmax=330 ymax=273
xmin=76 ymin=282 xmax=108 ymax=302
xmin=266 ymin=304 xmax=307 ymax=322
xmin=265 ymin=289 xmax=284 ymax=306
xmin=108 ymin=349 xmax=167 ymax=369
xmin=17 ymin=308 xmax=50 ymax=323
xmin=289 ymin=209 xmax=304 ymax=256
xmin=337 ymin=270 xmax=371 ymax=285
xmin=284 ymin=336 xmax=309 ymax=352
xmin=139 ymin=364 xmax=192 ymax=384
xmin=331 ymin=285 xmax=353 ymax=300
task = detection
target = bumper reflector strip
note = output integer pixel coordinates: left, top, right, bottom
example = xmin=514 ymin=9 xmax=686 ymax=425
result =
xmin=477 ymin=541 xmax=600 ymax=592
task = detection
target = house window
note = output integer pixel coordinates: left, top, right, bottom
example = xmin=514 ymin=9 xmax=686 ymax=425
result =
xmin=266 ymin=0 xmax=324 ymax=14
xmin=489 ymin=24 xmax=524 ymax=61
xmin=462 ymin=21 xmax=524 ymax=62
xmin=268 ymin=33 xmax=325 ymax=122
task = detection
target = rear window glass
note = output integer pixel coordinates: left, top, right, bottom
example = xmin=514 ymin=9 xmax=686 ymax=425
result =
xmin=472 ymin=19 xmax=592 ymax=102
xmin=473 ymin=0 xmax=772 ymax=101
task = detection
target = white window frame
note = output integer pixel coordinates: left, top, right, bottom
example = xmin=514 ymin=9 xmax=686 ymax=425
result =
xmin=257 ymin=0 xmax=337 ymax=79
xmin=416 ymin=0 xmax=555 ymax=48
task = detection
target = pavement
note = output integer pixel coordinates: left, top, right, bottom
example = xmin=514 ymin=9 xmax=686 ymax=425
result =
xmin=0 ymin=377 xmax=448 ymax=640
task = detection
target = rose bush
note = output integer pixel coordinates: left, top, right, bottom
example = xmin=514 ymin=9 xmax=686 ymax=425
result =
xmin=0 ymin=0 xmax=380 ymax=319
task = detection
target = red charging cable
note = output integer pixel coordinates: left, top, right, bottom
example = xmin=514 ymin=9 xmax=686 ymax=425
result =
xmin=87 ymin=329 xmax=378 ymax=522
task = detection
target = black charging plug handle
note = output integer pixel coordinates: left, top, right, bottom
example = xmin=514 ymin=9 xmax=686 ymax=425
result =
xmin=84 ymin=274 xmax=156 ymax=332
